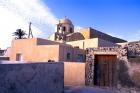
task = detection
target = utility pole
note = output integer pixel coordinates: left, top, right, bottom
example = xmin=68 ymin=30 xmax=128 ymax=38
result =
xmin=28 ymin=22 xmax=33 ymax=38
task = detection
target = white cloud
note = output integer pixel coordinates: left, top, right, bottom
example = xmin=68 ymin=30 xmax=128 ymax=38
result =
xmin=0 ymin=0 xmax=58 ymax=49
xmin=74 ymin=26 xmax=82 ymax=32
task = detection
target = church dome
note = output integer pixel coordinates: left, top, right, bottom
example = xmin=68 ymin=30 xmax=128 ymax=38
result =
xmin=58 ymin=17 xmax=73 ymax=24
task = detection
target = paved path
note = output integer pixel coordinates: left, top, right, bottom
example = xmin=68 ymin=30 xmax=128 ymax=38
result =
xmin=64 ymin=86 xmax=118 ymax=93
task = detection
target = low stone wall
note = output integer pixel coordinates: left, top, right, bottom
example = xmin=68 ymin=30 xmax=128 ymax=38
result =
xmin=127 ymin=41 xmax=140 ymax=57
xmin=125 ymin=62 xmax=140 ymax=88
xmin=64 ymin=62 xmax=85 ymax=86
xmin=85 ymin=47 xmax=128 ymax=86
xmin=0 ymin=62 xmax=64 ymax=93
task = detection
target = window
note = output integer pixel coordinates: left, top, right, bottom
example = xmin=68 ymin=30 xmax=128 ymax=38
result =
xmin=67 ymin=53 xmax=71 ymax=60
xmin=63 ymin=26 xmax=66 ymax=31
xmin=16 ymin=53 xmax=23 ymax=61
xmin=77 ymin=54 xmax=85 ymax=62
xmin=70 ymin=27 xmax=73 ymax=33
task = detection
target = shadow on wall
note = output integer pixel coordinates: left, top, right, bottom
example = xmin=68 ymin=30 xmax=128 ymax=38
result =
xmin=66 ymin=32 xmax=85 ymax=41
xmin=129 ymin=62 xmax=140 ymax=88
xmin=118 ymin=60 xmax=134 ymax=87
xmin=118 ymin=59 xmax=140 ymax=88
xmin=0 ymin=62 xmax=64 ymax=93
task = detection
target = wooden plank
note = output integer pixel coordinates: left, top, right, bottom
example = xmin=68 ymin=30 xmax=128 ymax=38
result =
xmin=94 ymin=55 xmax=117 ymax=87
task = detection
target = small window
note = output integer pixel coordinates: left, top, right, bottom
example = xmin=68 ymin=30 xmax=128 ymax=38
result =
xmin=77 ymin=54 xmax=85 ymax=62
xmin=16 ymin=53 xmax=23 ymax=61
xmin=67 ymin=53 xmax=71 ymax=60
xmin=70 ymin=27 xmax=73 ymax=33
xmin=63 ymin=26 xmax=66 ymax=31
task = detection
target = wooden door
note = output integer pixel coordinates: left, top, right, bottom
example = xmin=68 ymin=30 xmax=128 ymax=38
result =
xmin=94 ymin=55 xmax=117 ymax=87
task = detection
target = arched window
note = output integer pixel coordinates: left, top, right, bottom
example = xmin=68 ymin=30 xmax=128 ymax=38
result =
xmin=63 ymin=26 xmax=66 ymax=31
xmin=70 ymin=27 xmax=73 ymax=33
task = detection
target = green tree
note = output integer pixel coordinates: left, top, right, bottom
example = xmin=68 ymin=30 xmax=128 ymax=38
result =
xmin=13 ymin=29 xmax=26 ymax=39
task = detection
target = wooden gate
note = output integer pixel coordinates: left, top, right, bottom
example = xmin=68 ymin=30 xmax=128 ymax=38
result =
xmin=94 ymin=55 xmax=117 ymax=87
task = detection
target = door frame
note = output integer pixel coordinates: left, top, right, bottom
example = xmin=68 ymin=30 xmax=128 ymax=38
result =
xmin=94 ymin=54 xmax=117 ymax=87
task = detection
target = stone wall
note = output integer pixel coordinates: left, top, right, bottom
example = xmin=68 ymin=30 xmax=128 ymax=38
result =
xmin=127 ymin=41 xmax=140 ymax=57
xmin=86 ymin=46 xmax=140 ymax=89
xmin=85 ymin=47 xmax=128 ymax=86
xmin=0 ymin=62 xmax=64 ymax=93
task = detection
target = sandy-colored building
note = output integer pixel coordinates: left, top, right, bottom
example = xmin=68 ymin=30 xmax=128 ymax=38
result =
xmin=10 ymin=38 xmax=85 ymax=62
xmin=67 ymin=38 xmax=118 ymax=49
xmin=48 ymin=17 xmax=126 ymax=49
xmin=48 ymin=17 xmax=126 ymax=43
xmin=6 ymin=17 xmax=140 ymax=89
xmin=9 ymin=17 xmax=126 ymax=62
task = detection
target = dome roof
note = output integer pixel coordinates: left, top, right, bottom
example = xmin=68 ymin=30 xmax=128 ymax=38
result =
xmin=58 ymin=17 xmax=73 ymax=24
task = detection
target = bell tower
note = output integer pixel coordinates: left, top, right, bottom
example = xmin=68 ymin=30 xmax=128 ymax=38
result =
xmin=55 ymin=17 xmax=74 ymax=42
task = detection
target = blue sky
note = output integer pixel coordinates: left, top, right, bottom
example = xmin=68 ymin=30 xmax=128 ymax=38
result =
xmin=43 ymin=0 xmax=140 ymax=41
xmin=0 ymin=0 xmax=140 ymax=48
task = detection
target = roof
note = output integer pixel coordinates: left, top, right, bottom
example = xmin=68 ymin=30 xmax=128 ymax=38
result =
xmin=58 ymin=17 xmax=73 ymax=24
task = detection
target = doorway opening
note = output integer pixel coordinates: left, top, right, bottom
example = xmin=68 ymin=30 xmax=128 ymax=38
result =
xmin=16 ymin=53 xmax=23 ymax=61
xmin=94 ymin=55 xmax=117 ymax=87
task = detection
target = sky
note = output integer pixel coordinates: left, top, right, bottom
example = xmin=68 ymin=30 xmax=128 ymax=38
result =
xmin=0 ymin=0 xmax=140 ymax=49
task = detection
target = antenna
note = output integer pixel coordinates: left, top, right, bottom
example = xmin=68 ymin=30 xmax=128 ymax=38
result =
xmin=28 ymin=22 xmax=33 ymax=38
xmin=64 ymin=16 xmax=67 ymax=19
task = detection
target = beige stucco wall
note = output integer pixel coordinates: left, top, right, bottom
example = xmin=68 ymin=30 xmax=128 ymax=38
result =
xmin=37 ymin=38 xmax=60 ymax=45
xmin=98 ymin=38 xmax=118 ymax=47
xmin=10 ymin=38 xmax=85 ymax=62
xmin=67 ymin=38 xmax=118 ymax=49
xmin=10 ymin=38 xmax=60 ymax=62
xmin=59 ymin=45 xmax=85 ymax=62
xmin=66 ymin=38 xmax=99 ymax=49
xmin=64 ymin=62 xmax=85 ymax=86
xmin=33 ymin=45 xmax=59 ymax=62
xmin=10 ymin=38 xmax=36 ymax=61
xmin=79 ymin=28 xmax=90 ymax=39
xmin=66 ymin=32 xmax=85 ymax=41
xmin=59 ymin=45 xmax=73 ymax=62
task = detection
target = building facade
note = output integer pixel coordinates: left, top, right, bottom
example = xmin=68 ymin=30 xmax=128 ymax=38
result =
xmin=7 ymin=17 xmax=140 ymax=89
xmin=9 ymin=17 xmax=127 ymax=62
xmin=10 ymin=38 xmax=85 ymax=62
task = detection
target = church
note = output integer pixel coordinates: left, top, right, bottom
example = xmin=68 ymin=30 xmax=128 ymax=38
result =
xmin=49 ymin=17 xmax=126 ymax=43
xmin=9 ymin=17 xmax=127 ymax=62
xmin=4 ymin=17 xmax=140 ymax=88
